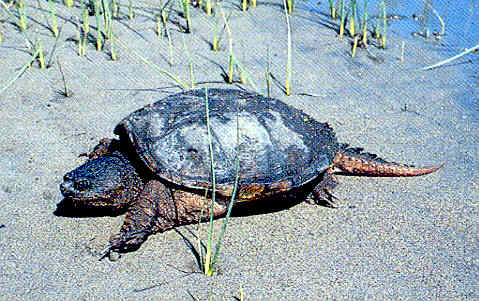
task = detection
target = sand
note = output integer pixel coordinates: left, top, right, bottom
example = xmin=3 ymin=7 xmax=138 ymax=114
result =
xmin=0 ymin=0 xmax=477 ymax=299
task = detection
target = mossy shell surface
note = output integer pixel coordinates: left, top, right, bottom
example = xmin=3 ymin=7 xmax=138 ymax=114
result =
xmin=115 ymin=89 xmax=340 ymax=200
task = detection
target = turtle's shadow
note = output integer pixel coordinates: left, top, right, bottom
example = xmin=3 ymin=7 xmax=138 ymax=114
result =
xmin=54 ymin=199 xmax=128 ymax=218
xmin=230 ymin=193 xmax=308 ymax=217
xmin=52 ymin=196 xmax=304 ymax=219
xmin=54 ymin=189 xmax=330 ymax=219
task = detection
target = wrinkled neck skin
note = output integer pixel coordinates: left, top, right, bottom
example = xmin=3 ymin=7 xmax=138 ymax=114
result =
xmin=60 ymin=151 xmax=144 ymax=212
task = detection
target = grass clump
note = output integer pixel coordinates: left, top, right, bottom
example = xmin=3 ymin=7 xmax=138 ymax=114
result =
xmin=283 ymin=0 xmax=292 ymax=95
xmin=64 ymin=0 xmax=74 ymax=8
xmin=182 ymin=35 xmax=195 ymax=88
xmin=35 ymin=40 xmax=46 ymax=68
xmin=156 ymin=1 xmax=170 ymax=38
xmin=155 ymin=1 xmax=174 ymax=65
xmin=180 ymin=0 xmax=192 ymax=33
xmin=81 ymin=1 xmax=90 ymax=33
xmin=109 ymin=19 xmax=117 ymax=60
xmin=380 ymin=0 xmax=386 ymax=48
xmin=361 ymin=0 xmax=368 ymax=45
xmin=211 ymin=1 xmax=219 ymax=51
xmin=349 ymin=0 xmax=357 ymax=37
xmin=328 ymin=0 xmax=336 ymax=19
xmin=286 ymin=0 xmax=294 ymax=14
xmin=216 ymin=5 xmax=256 ymax=90
xmin=351 ymin=34 xmax=358 ymax=57
xmin=339 ymin=0 xmax=345 ymax=37
xmin=93 ymin=0 xmax=103 ymax=50
xmin=128 ymin=0 xmax=134 ymax=20
xmin=57 ymin=58 xmax=72 ymax=97
xmin=242 ymin=0 xmax=247 ymax=12
xmin=205 ymin=0 xmax=212 ymax=15
xmin=74 ymin=16 xmax=87 ymax=56
xmin=111 ymin=0 xmax=119 ymax=18
xmin=101 ymin=0 xmax=112 ymax=35
xmin=47 ymin=0 xmax=59 ymax=37
xmin=218 ymin=4 xmax=234 ymax=83
xmin=15 ymin=0 xmax=27 ymax=32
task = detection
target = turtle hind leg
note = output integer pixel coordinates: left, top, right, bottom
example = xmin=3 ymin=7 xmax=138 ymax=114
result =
xmin=107 ymin=180 xmax=228 ymax=257
xmin=309 ymin=171 xmax=339 ymax=208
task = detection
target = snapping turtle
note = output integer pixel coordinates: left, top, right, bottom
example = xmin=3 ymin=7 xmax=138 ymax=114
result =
xmin=60 ymin=88 xmax=442 ymax=257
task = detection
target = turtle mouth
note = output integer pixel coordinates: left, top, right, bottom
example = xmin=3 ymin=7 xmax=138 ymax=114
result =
xmin=60 ymin=193 xmax=120 ymax=209
xmin=62 ymin=195 xmax=116 ymax=207
xmin=60 ymin=182 xmax=126 ymax=209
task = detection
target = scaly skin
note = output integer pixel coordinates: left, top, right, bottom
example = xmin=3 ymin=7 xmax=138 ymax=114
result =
xmin=333 ymin=152 xmax=444 ymax=177
xmin=309 ymin=151 xmax=444 ymax=208
xmin=107 ymin=180 xmax=228 ymax=257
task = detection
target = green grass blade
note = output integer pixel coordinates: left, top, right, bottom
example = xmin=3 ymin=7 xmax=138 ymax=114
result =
xmin=210 ymin=112 xmax=240 ymax=267
xmin=283 ymin=0 xmax=292 ymax=95
xmin=47 ymin=0 xmax=59 ymax=37
xmin=231 ymin=54 xmax=259 ymax=93
xmin=204 ymin=87 xmax=216 ymax=276
xmin=115 ymin=37 xmax=189 ymax=89
xmin=0 ymin=49 xmax=40 ymax=96
xmin=182 ymin=35 xmax=195 ymax=88
xmin=418 ymin=43 xmax=479 ymax=71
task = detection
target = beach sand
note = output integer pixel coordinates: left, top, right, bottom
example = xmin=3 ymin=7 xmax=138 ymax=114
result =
xmin=0 ymin=1 xmax=477 ymax=299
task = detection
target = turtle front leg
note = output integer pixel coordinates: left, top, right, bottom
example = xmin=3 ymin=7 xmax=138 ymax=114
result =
xmin=107 ymin=180 xmax=228 ymax=256
xmin=309 ymin=171 xmax=339 ymax=208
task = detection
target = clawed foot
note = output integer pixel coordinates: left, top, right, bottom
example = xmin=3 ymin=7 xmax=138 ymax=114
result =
xmin=309 ymin=188 xmax=339 ymax=208
xmin=309 ymin=172 xmax=340 ymax=208
xmin=100 ymin=230 xmax=150 ymax=261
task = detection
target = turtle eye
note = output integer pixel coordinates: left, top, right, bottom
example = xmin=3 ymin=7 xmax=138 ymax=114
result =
xmin=74 ymin=179 xmax=91 ymax=191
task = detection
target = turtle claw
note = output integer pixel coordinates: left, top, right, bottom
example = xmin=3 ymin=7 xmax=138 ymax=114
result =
xmin=99 ymin=246 xmax=120 ymax=261
xmin=310 ymin=188 xmax=339 ymax=208
xmin=98 ymin=233 xmax=137 ymax=261
xmin=323 ymin=193 xmax=339 ymax=208
xmin=107 ymin=230 xmax=151 ymax=254
xmin=310 ymin=173 xmax=340 ymax=208
xmin=98 ymin=244 xmax=123 ymax=261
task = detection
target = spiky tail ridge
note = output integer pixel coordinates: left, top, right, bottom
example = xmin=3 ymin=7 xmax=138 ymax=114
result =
xmin=332 ymin=151 xmax=444 ymax=177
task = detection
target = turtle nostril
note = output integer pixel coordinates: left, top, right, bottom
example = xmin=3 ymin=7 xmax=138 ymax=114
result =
xmin=60 ymin=182 xmax=71 ymax=196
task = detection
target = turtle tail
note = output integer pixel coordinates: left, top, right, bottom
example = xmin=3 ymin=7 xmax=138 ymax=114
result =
xmin=332 ymin=147 xmax=444 ymax=177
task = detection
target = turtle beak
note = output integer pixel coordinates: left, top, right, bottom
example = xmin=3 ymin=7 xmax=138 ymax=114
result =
xmin=60 ymin=177 xmax=75 ymax=198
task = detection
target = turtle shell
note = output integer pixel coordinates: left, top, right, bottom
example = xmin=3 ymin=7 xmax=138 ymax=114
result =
xmin=115 ymin=89 xmax=341 ymax=200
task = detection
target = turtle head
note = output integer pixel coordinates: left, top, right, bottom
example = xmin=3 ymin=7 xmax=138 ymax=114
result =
xmin=60 ymin=152 xmax=143 ymax=211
